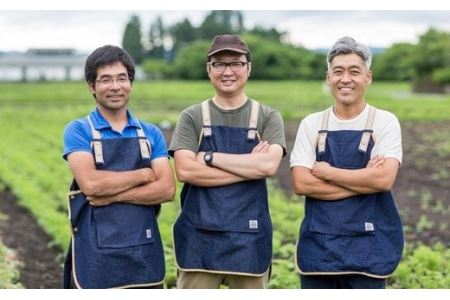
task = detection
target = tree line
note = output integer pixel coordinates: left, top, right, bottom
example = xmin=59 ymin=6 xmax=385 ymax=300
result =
xmin=122 ymin=12 xmax=450 ymax=90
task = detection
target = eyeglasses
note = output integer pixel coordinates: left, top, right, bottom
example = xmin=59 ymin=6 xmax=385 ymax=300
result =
xmin=208 ymin=61 xmax=249 ymax=73
xmin=95 ymin=75 xmax=130 ymax=86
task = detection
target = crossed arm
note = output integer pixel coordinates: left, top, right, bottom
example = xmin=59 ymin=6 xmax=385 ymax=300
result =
xmin=67 ymin=152 xmax=175 ymax=206
xmin=291 ymin=156 xmax=399 ymax=201
xmin=174 ymin=141 xmax=284 ymax=187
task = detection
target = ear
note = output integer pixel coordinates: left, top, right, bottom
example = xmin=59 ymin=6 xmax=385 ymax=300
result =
xmin=206 ymin=62 xmax=212 ymax=79
xmin=88 ymin=82 xmax=96 ymax=95
xmin=366 ymin=70 xmax=373 ymax=85
xmin=247 ymin=62 xmax=252 ymax=77
xmin=325 ymin=70 xmax=331 ymax=86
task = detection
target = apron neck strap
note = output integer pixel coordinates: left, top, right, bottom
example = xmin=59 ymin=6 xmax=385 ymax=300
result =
xmin=317 ymin=107 xmax=331 ymax=153
xmin=247 ymin=99 xmax=260 ymax=140
xmin=136 ymin=123 xmax=151 ymax=160
xmin=358 ymin=106 xmax=377 ymax=153
xmin=87 ymin=116 xmax=104 ymax=165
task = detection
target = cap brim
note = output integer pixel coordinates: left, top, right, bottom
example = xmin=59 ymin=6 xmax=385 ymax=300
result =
xmin=207 ymin=47 xmax=248 ymax=57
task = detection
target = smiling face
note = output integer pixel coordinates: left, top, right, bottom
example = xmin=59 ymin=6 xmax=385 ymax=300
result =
xmin=206 ymin=51 xmax=251 ymax=97
xmin=89 ymin=61 xmax=132 ymax=113
xmin=326 ymin=53 xmax=372 ymax=107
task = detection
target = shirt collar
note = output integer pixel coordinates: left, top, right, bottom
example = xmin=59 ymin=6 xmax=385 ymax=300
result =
xmin=89 ymin=107 xmax=141 ymax=131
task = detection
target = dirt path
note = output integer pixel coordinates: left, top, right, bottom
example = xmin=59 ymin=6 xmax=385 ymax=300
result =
xmin=0 ymin=187 xmax=62 ymax=288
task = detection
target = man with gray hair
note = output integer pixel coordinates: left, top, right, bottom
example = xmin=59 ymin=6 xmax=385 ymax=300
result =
xmin=290 ymin=37 xmax=404 ymax=288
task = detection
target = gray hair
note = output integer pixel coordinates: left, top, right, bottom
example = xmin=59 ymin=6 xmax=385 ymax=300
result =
xmin=327 ymin=37 xmax=372 ymax=69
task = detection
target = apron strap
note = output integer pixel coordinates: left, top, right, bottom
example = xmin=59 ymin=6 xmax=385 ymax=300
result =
xmin=87 ymin=116 xmax=104 ymax=165
xmin=358 ymin=106 xmax=377 ymax=153
xmin=201 ymin=99 xmax=212 ymax=138
xmin=136 ymin=124 xmax=152 ymax=160
xmin=317 ymin=107 xmax=331 ymax=153
xmin=247 ymin=99 xmax=260 ymax=140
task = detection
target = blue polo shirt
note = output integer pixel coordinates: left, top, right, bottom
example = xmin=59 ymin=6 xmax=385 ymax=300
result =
xmin=63 ymin=107 xmax=168 ymax=161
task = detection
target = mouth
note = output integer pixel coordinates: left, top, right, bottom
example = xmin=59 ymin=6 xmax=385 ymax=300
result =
xmin=338 ymin=87 xmax=354 ymax=91
xmin=221 ymin=79 xmax=236 ymax=85
xmin=107 ymin=95 xmax=124 ymax=100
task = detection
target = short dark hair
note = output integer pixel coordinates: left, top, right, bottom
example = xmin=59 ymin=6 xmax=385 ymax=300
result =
xmin=84 ymin=45 xmax=135 ymax=85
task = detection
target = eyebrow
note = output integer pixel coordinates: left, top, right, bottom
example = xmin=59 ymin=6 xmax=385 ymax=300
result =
xmin=97 ymin=72 xmax=128 ymax=78
xmin=332 ymin=65 xmax=362 ymax=70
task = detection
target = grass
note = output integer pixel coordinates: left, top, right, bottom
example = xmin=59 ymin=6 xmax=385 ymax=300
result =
xmin=1 ymin=80 xmax=450 ymax=122
xmin=0 ymin=212 xmax=23 ymax=289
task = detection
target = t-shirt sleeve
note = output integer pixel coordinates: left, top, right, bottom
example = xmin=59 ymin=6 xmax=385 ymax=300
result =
xmin=168 ymin=110 xmax=199 ymax=157
xmin=261 ymin=110 xmax=287 ymax=156
xmin=144 ymin=124 xmax=168 ymax=161
xmin=372 ymin=115 xmax=403 ymax=165
xmin=289 ymin=116 xmax=318 ymax=169
xmin=63 ymin=120 xmax=91 ymax=161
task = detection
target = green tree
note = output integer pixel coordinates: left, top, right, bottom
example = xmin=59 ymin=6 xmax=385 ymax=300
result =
xmin=246 ymin=26 xmax=286 ymax=43
xmin=243 ymin=34 xmax=317 ymax=80
xmin=413 ymin=28 xmax=450 ymax=80
xmin=148 ymin=16 xmax=166 ymax=60
xmin=372 ymin=43 xmax=416 ymax=81
xmin=122 ymin=15 xmax=144 ymax=64
xmin=171 ymin=41 xmax=211 ymax=79
xmin=142 ymin=58 xmax=172 ymax=80
xmin=199 ymin=11 xmax=244 ymax=40
xmin=170 ymin=18 xmax=199 ymax=54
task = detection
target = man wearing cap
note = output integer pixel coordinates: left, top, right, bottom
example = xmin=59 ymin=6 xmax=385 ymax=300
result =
xmin=169 ymin=34 xmax=286 ymax=288
xmin=290 ymin=37 xmax=403 ymax=288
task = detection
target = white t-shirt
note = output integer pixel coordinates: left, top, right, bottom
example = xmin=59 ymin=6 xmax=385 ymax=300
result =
xmin=290 ymin=104 xmax=402 ymax=169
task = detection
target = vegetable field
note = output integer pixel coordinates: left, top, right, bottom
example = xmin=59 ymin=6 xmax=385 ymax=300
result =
xmin=0 ymin=81 xmax=449 ymax=288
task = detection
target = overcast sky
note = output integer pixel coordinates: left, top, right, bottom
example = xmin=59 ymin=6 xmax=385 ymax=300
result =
xmin=1 ymin=10 xmax=450 ymax=52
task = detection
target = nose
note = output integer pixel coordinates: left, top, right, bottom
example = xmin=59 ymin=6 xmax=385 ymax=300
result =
xmin=109 ymin=79 xmax=121 ymax=89
xmin=222 ymin=64 xmax=234 ymax=75
xmin=340 ymin=71 xmax=352 ymax=83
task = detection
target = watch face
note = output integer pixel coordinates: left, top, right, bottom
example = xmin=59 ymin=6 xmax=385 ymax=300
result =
xmin=204 ymin=152 xmax=213 ymax=165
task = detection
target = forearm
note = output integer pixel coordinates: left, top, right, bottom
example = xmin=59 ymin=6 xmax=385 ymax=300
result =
xmin=291 ymin=166 xmax=358 ymax=200
xmin=212 ymin=145 xmax=283 ymax=179
xmin=83 ymin=168 xmax=152 ymax=197
xmin=179 ymin=163 xmax=247 ymax=187
xmin=325 ymin=167 xmax=392 ymax=194
xmin=98 ymin=181 xmax=175 ymax=205
xmin=294 ymin=175 xmax=358 ymax=200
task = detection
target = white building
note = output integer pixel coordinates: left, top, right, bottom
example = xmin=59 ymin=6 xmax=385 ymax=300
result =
xmin=0 ymin=49 xmax=146 ymax=82
xmin=0 ymin=49 xmax=87 ymax=82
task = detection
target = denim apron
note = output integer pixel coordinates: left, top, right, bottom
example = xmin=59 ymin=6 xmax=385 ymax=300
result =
xmin=173 ymin=100 xmax=272 ymax=275
xmin=63 ymin=116 xmax=165 ymax=288
xmin=297 ymin=107 xmax=404 ymax=278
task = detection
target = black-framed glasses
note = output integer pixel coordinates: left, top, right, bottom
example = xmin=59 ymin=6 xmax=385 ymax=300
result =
xmin=95 ymin=75 xmax=130 ymax=86
xmin=209 ymin=61 xmax=249 ymax=73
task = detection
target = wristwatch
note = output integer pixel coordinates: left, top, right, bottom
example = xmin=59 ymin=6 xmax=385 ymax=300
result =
xmin=204 ymin=151 xmax=213 ymax=166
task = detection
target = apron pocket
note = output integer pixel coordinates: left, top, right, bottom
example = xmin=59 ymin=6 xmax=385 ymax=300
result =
xmin=308 ymin=195 xmax=377 ymax=236
xmin=183 ymin=181 xmax=262 ymax=233
xmin=93 ymin=203 xmax=156 ymax=248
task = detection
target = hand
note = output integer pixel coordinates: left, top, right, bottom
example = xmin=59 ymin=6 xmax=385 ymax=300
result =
xmin=251 ymin=141 xmax=270 ymax=153
xmin=142 ymin=168 xmax=157 ymax=182
xmin=312 ymin=161 xmax=333 ymax=181
xmin=87 ymin=195 xmax=115 ymax=207
xmin=196 ymin=151 xmax=206 ymax=165
xmin=366 ymin=155 xmax=384 ymax=168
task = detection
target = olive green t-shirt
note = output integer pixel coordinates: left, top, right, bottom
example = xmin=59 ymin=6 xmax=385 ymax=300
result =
xmin=169 ymin=99 xmax=286 ymax=156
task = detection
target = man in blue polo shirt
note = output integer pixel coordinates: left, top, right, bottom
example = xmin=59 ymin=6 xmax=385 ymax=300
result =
xmin=62 ymin=45 xmax=175 ymax=289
